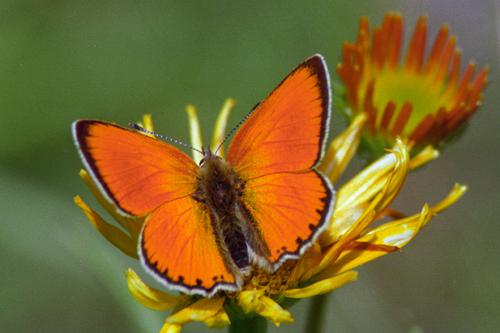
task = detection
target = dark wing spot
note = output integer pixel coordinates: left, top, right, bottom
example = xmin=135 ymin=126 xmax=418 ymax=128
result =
xmin=196 ymin=278 xmax=203 ymax=286
xmin=281 ymin=246 xmax=287 ymax=251
xmin=315 ymin=208 xmax=323 ymax=214
xmin=178 ymin=275 xmax=185 ymax=283
xmin=296 ymin=237 xmax=303 ymax=245
xmin=308 ymin=223 xmax=316 ymax=230
xmin=320 ymin=197 xmax=329 ymax=203
xmin=212 ymin=276 xmax=219 ymax=281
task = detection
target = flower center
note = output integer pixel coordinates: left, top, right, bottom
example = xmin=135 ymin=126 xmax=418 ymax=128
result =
xmin=369 ymin=69 xmax=447 ymax=134
xmin=242 ymin=262 xmax=296 ymax=296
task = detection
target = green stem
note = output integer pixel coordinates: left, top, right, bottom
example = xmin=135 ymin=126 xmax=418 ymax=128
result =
xmin=229 ymin=315 xmax=267 ymax=333
xmin=305 ymin=294 xmax=329 ymax=333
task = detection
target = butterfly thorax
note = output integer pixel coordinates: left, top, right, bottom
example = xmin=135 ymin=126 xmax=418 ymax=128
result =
xmin=195 ymin=153 xmax=243 ymax=211
xmin=193 ymin=152 xmax=252 ymax=272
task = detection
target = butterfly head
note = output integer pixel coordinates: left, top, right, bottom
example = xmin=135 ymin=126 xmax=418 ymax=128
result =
xmin=198 ymin=147 xmax=222 ymax=167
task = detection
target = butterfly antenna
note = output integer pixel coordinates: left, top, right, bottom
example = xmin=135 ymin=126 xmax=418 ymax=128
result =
xmin=214 ymin=102 xmax=260 ymax=155
xmin=129 ymin=123 xmax=204 ymax=156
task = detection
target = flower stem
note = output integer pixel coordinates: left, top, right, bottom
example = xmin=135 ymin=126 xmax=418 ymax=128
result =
xmin=229 ymin=315 xmax=268 ymax=333
xmin=305 ymin=294 xmax=329 ymax=333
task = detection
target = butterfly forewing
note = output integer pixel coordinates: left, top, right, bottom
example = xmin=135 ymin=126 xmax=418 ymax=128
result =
xmin=227 ymin=55 xmax=331 ymax=179
xmin=73 ymin=120 xmax=198 ymax=216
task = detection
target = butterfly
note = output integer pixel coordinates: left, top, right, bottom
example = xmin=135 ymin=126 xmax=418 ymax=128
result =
xmin=73 ymin=54 xmax=334 ymax=297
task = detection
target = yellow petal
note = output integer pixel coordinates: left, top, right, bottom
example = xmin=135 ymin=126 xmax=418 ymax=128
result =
xmin=79 ymin=169 xmax=142 ymax=239
xmin=236 ymin=289 xmax=265 ymax=313
xmin=360 ymin=183 xmax=466 ymax=246
xmin=358 ymin=205 xmax=431 ymax=247
xmin=317 ymin=140 xmax=409 ymax=274
xmin=321 ymin=205 xmax=364 ymax=246
xmin=431 ymin=183 xmax=467 ymax=214
xmin=141 ymin=114 xmax=155 ymax=132
xmin=74 ymin=195 xmax=137 ymax=258
xmin=236 ymin=290 xmax=293 ymax=326
xmin=137 ymin=114 xmax=155 ymax=138
xmin=335 ymin=139 xmax=409 ymax=213
xmin=185 ymin=104 xmax=203 ymax=164
xmin=159 ymin=323 xmax=181 ymax=333
xmin=319 ymin=113 xmax=366 ymax=184
xmin=325 ymin=139 xmax=409 ymax=244
xmin=409 ymin=145 xmax=439 ymax=170
xmin=254 ymin=296 xmax=294 ymax=327
xmin=166 ymin=297 xmax=225 ymax=325
xmin=125 ymin=268 xmax=187 ymax=311
xmin=204 ymin=308 xmax=231 ymax=328
xmin=317 ymin=206 xmax=377 ymax=276
xmin=283 ymin=271 xmax=358 ymax=298
xmin=210 ymin=98 xmax=235 ymax=157
xmin=321 ymin=183 xmax=466 ymax=277
xmin=335 ymin=153 xmax=395 ymax=212
xmin=319 ymin=206 xmax=431 ymax=279
xmin=289 ymin=243 xmax=322 ymax=283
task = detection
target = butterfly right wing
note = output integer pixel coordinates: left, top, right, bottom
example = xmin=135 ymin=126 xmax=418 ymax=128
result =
xmin=226 ymin=55 xmax=334 ymax=270
xmin=140 ymin=195 xmax=239 ymax=296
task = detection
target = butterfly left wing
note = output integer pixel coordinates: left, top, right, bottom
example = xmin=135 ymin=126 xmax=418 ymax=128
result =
xmin=73 ymin=120 xmax=239 ymax=296
xmin=227 ymin=55 xmax=334 ymax=269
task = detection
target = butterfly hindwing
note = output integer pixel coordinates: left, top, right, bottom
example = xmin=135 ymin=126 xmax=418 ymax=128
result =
xmin=243 ymin=171 xmax=334 ymax=267
xmin=140 ymin=195 xmax=239 ymax=296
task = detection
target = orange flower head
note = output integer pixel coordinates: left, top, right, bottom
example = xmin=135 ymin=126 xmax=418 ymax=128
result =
xmin=337 ymin=13 xmax=489 ymax=154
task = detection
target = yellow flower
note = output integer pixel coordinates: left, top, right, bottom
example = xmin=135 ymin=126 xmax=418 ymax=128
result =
xmin=74 ymin=100 xmax=465 ymax=332
xmin=337 ymin=13 xmax=488 ymax=154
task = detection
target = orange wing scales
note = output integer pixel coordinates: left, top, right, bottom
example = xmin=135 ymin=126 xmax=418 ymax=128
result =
xmin=73 ymin=120 xmax=198 ymax=216
xmin=227 ymin=55 xmax=334 ymax=268
xmin=243 ymin=171 xmax=334 ymax=267
xmin=227 ymin=55 xmax=331 ymax=179
xmin=140 ymin=196 xmax=239 ymax=296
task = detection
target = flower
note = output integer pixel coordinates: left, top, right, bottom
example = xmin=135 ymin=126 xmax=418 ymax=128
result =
xmin=337 ymin=13 xmax=489 ymax=156
xmin=74 ymin=100 xmax=465 ymax=332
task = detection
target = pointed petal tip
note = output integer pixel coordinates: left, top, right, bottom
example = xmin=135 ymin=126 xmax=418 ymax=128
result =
xmin=126 ymin=269 xmax=185 ymax=311
xmin=159 ymin=322 xmax=182 ymax=333
xmin=74 ymin=195 xmax=137 ymax=258
xmin=166 ymin=297 xmax=225 ymax=326
xmin=283 ymin=270 xmax=358 ymax=298
xmin=141 ymin=114 xmax=154 ymax=132
xmin=204 ymin=309 xmax=231 ymax=328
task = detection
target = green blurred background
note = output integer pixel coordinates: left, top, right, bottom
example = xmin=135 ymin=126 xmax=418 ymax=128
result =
xmin=1 ymin=1 xmax=498 ymax=332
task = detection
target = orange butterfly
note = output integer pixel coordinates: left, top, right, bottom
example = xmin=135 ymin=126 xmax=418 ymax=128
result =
xmin=73 ymin=55 xmax=334 ymax=297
